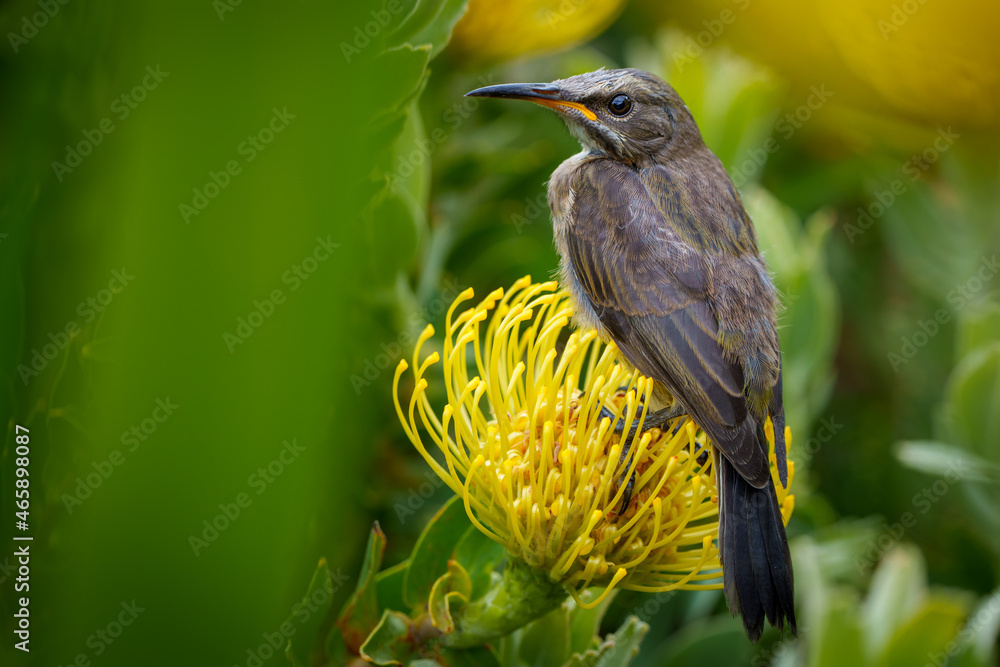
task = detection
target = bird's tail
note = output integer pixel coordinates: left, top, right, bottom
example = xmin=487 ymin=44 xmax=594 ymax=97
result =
xmin=715 ymin=446 xmax=796 ymax=642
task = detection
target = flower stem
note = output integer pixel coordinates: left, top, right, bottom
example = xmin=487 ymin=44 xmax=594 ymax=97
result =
xmin=444 ymin=558 xmax=567 ymax=649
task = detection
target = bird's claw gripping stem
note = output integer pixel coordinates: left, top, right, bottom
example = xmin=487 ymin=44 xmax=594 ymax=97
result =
xmin=598 ymin=400 xmax=687 ymax=515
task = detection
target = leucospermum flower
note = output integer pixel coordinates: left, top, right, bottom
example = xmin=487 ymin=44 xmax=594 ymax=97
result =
xmin=393 ymin=277 xmax=794 ymax=616
xmin=450 ymin=0 xmax=627 ymax=64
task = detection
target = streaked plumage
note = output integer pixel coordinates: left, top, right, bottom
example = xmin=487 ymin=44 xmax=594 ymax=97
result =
xmin=468 ymin=68 xmax=796 ymax=641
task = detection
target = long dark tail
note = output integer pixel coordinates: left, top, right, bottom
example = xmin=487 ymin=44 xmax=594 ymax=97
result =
xmin=715 ymin=449 xmax=796 ymax=642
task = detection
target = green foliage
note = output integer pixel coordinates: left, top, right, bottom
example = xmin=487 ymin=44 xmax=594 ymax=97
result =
xmin=403 ymin=496 xmax=470 ymax=608
xmin=390 ymin=0 xmax=469 ymax=60
xmin=946 ymin=344 xmax=1000 ymax=461
xmin=286 ymin=561 xmax=340 ymax=667
xmin=452 ymin=525 xmax=506 ymax=600
xmin=560 ymin=616 xmax=648 ymax=667
xmin=338 ymin=525 xmax=389 ymax=655
xmin=783 ymin=542 xmax=994 ymax=667
xmin=628 ymin=28 xmax=784 ymax=177
xmin=744 ymin=187 xmax=840 ymax=435
xmin=643 ymin=618 xmax=756 ymax=667
xmin=290 ymin=496 xmax=651 ymax=666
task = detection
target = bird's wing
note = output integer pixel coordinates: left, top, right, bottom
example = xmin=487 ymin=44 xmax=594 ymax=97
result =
xmin=562 ymin=159 xmax=771 ymax=487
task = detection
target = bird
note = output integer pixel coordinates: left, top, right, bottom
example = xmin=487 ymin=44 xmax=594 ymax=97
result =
xmin=466 ymin=68 xmax=795 ymax=642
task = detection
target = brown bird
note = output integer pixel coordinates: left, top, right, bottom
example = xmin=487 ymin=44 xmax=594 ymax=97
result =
xmin=467 ymin=68 xmax=795 ymax=641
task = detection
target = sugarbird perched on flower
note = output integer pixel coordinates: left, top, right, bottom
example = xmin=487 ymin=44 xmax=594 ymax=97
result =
xmin=467 ymin=68 xmax=795 ymax=641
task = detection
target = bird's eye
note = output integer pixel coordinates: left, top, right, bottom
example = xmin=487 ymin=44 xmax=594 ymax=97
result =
xmin=608 ymin=94 xmax=632 ymax=117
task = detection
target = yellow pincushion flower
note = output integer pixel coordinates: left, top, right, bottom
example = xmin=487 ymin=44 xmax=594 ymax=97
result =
xmin=641 ymin=0 xmax=1000 ymax=129
xmin=449 ymin=0 xmax=627 ymax=64
xmin=393 ymin=277 xmax=794 ymax=608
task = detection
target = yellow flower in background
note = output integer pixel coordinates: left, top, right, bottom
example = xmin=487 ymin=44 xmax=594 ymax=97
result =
xmin=641 ymin=0 xmax=1000 ymax=128
xmin=820 ymin=0 xmax=1000 ymax=127
xmin=450 ymin=0 xmax=627 ymax=64
xmin=394 ymin=277 xmax=794 ymax=606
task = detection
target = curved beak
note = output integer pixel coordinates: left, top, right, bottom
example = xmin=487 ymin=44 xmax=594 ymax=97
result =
xmin=465 ymin=82 xmax=597 ymax=121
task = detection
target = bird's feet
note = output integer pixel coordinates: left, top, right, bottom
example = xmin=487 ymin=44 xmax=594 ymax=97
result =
xmin=597 ymin=402 xmax=686 ymax=441
xmin=598 ymin=397 xmax=687 ymax=516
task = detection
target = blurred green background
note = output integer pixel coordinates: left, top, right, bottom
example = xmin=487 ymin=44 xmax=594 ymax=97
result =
xmin=1 ymin=0 xmax=998 ymax=665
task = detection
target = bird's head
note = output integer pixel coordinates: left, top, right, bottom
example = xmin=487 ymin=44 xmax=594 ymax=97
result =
xmin=466 ymin=68 xmax=702 ymax=167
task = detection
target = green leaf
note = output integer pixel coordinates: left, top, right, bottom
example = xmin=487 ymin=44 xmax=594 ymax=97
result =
xmin=518 ymin=603 xmax=571 ymax=667
xmin=880 ymin=149 xmax=1000 ymax=307
xmin=360 ymin=609 xmax=418 ymax=666
xmin=567 ymin=591 xmax=617 ymax=657
xmin=962 ymin=482 xmax=1000 ymax=558
xmin=642 ymin=616 xmax=756 ymax=667
xmin=877 ymin=158 xmax=998 ymax=305
xmin=391 ymin=0 xmax=445 ymax=41
xmin=861 ymin=545 xmax=926 ymax=658
xmin=811 ymin=591 xmax=866 ymax=667
xmin=561 ymin=615 xmax=649 ymax=667
xmin=337 ymin=522 xmax=389 ymax=653
xmin=390 ymin=0 xmax=470 ymax=59
xmin=393 ymin=0 xmax=420 ymax=27
xmin=378 ymin=559 xmax=412 ymax=613
xmin=365 ymin=188 xmax=421 ymax=288
xmin=389 ymin=102 xmax=432 ymax=215
xmin=437 ymin=646 xmax=502 ymax=667
xmin=744 ymin=187 xmax=839 ymax=432
xmin=946 ymin=343 xmax=1000 ymax=461
xmin=744 ymin=185 xmax=800 ymax=278
xmin=966 ymin=588 xmax=1000 ymax=661
xmin=957 ymin=303 xmax=1000 ymax=363
xmin=896 ymin=441 xmax=1000 ymax=484
xmin=284 ymin=559 xmax=336 ymax=667
xmin=772 ymin=645 xmax=800 ymax=667
xmin=361 ymin=38 xmax=431 ymax=184
xmin=326 ymin=628 xmax=349 ymax=666
xmin=370 ymin=45 xmax=431 ymax=135
xmin=453 ymin=526 xmax=505 ymax=601
xmin=875 ymin=599 xmax=967 ymax=667
xmin=397 ymin=0 xmax=469 ymax=59
xmin=403 ymin=495 xmax=472 ymax=608
xmin=646 ymin=28 xmax=782 ymax=176
xmin=495 ymin=631 xmax=522 ymax=667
